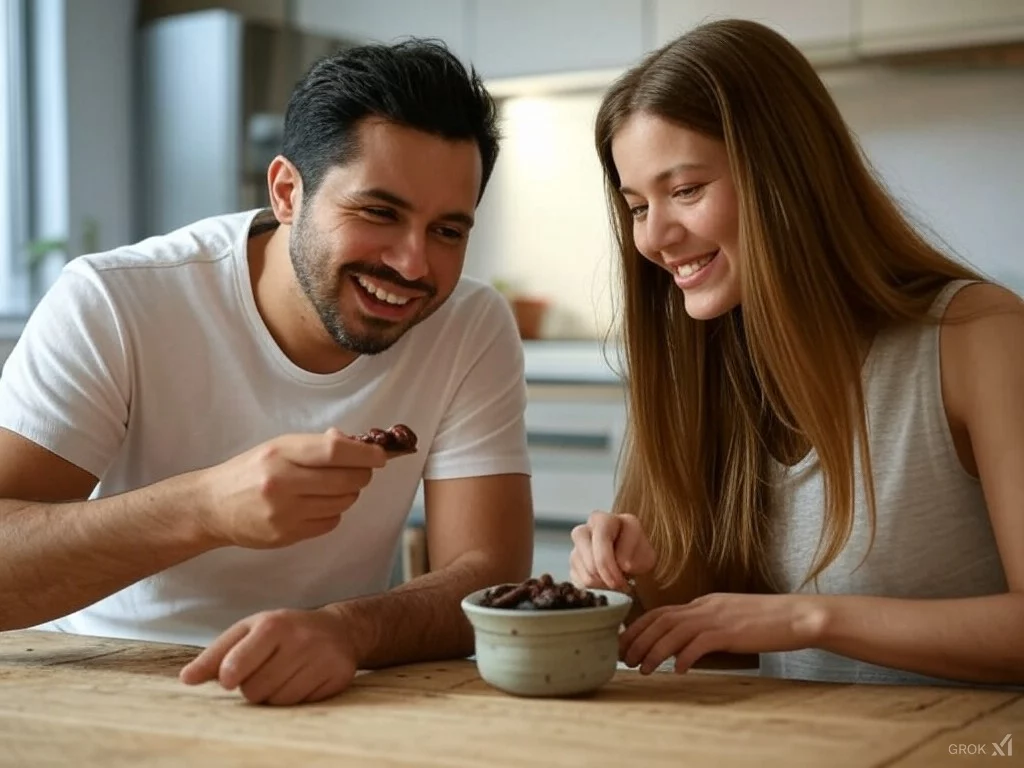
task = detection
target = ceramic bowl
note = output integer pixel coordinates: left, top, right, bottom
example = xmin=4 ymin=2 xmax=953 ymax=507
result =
xmin=461 ymin=586 xmax=632 ymax=697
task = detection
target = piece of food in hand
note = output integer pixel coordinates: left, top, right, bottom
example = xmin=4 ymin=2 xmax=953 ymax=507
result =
xmin=354 ymin=423 xmax=418 ymax=456
xmin=479 ymin=573 xmax=608 ymax=610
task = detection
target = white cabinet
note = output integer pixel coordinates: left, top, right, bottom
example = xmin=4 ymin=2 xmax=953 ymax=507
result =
xmin=523 ymin=383 xmax=626 ymax=525
xmin=471 ymin=0 xmax=646 ymax=79
xmin=857 ymin=0 xmax=1024 ymax=55
xmin=294 ymin=0 xmax=471 ymax=61
xmin=654 ymin=0 xmax=855 ymax=64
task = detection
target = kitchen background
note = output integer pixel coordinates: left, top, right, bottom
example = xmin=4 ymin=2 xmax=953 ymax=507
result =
xmin=1 ymin=0 xmax=1022 ymax=580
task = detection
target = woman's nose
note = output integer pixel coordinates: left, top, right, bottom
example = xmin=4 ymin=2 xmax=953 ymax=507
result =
xmin=642 ymin=203 xmax=683 ymax=257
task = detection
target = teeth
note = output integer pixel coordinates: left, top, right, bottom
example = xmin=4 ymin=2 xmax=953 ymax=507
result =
xmin=676 ymin=252 xmax=715 ymax=278
xmin=356 ymin=275 xmax=411 ymax=306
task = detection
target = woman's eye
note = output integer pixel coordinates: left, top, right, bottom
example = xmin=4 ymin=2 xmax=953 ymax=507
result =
xmin=675 ymin=184 xmax=705 ymax=199
xmin=628 ymin=204 xmax=648 ymax=219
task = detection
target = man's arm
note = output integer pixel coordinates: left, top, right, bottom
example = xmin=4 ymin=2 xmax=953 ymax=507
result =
xmin=0 ymin=427 xmax=387 ymax=631
xmin=0 ymin=429 xmax=215 ymax=630
xmin=324 ymin=472 xmax=534 ymax=666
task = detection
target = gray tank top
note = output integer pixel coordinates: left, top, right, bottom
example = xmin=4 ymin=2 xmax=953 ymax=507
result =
xmin=760 ymin=280 xmax=1014 ymax=688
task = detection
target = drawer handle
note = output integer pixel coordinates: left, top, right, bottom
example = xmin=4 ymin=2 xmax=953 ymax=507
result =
xmin=526 ymin=432 xmax=610 ymax=451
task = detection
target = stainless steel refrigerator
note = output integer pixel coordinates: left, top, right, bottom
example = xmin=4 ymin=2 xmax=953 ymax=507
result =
xmin=137 ymin=9 xmax=351 ymax=238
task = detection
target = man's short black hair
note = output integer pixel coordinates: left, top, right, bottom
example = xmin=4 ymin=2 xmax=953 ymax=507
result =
xmin=282 ymin=38 xmax=500 ymax=202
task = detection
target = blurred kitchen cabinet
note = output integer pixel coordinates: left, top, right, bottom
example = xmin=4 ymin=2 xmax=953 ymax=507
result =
xmin=139 ymin=0 xmax=287 ymax=25
xmin=293 ymin=0 xmax=471 ymax=62
xmin=532 ymin=527 xmax=575 ymax=583
xmin=856 ymin=0 xmax=1024 ymax=55
xmin=654 ymin=0 xmax=856 ymax=65
xmin=470 ymin=0 xmax=647 ymax=79
xmin=523 ymin=383 xmax=626 ymax=525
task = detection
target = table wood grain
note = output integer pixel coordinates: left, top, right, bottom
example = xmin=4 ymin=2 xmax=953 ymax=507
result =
xmin=0 ymin=629 xmax=1018 ymax=767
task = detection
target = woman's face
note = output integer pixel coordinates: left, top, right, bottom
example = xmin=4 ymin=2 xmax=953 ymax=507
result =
xmin=611 ymin=112 xmax=741 ymax=320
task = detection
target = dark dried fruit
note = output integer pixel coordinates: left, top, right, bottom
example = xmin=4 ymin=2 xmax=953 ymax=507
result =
xmin=389 ymin=424 xmax=416 ymax=450
xmin=355 ymin=424 xmax=418 ymax=455
xmin=479 ymin=574 xmax=608 ymax=610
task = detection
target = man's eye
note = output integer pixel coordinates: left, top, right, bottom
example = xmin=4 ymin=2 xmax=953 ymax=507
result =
xmin=365 ymin=207 xmax=397 ymax=220
xmin=435 ymin=226 xmax=465 ymax=242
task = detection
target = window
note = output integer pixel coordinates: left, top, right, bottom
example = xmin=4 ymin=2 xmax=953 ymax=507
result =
xmin=0 ymin=0 xmax=30 ymax=316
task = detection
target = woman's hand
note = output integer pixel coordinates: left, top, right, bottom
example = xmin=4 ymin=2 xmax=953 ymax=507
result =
xmin=569 ymin=511 xmax=656 ymax=592
xmin=619 ymin=592 xmax=829 ymax=674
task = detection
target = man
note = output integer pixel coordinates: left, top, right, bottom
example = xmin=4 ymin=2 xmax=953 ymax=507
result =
xmin=0 ymin=40 xmax=533 ymax=706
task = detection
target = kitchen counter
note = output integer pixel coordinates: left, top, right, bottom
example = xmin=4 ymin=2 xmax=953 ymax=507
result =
xmin=522 ymin=339 xmax=624 ymax=385
xmin=1 ymin=629 xmax=1018 ymax=766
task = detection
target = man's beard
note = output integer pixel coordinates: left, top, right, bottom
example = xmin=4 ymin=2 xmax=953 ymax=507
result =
xmin=289 ymin=214 xmax=435 ymax=355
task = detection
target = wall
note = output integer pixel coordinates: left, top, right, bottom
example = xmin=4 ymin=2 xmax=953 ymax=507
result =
xmin=466 ymin=65 xmax=1024 ymax=338
xmin=830 ymin=66 xmax=1024 ymax=291
xmin=465 ymin=92 xmax=617 ymax=339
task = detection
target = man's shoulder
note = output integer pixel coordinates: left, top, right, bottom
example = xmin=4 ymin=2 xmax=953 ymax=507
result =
xmin=74 ymin=210 xmax=258 ymax=279
xmin=440 ymin=275 xmax=511 ymax=321
xmin=391 ymin=276 xmax=520 ymax=370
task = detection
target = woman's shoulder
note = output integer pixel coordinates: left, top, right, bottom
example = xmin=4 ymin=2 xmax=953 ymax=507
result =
xmin=939 ymin=281 xmax=1024 ymax=438
xmin=942 ymin=280 xmax=1024 ymax=322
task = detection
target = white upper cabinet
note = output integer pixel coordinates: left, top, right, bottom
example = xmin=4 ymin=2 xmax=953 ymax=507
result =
xmin=654 ymin=0 xmax=856 ymax=64
xmin=857 ymin=0 xmax=1024 ymax=55
xmin=471 ymin=0 xmax=647 ymax=80
xmin=294 ymin=0 xmax=471 ymax=61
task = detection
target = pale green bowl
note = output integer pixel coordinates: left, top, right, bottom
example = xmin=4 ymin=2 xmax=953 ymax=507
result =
xmin=461 ymin=586 xmax=632 ymax=697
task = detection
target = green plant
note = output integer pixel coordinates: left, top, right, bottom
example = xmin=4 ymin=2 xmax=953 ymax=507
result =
xmin=23 ymin=217 xmax=100 ymax=271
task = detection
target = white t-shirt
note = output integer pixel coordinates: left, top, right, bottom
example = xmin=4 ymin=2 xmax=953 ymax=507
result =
xmin=0 ymin=209 xmax=531 ymax=646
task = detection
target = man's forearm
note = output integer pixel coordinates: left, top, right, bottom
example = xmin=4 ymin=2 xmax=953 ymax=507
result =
xmin=325 ymin=551 xmax=526 ymax=668
xmin=816 ymin=592 xmax=1024 ymax=684
xmin=0 ymin=473 xmax=217 ymax=630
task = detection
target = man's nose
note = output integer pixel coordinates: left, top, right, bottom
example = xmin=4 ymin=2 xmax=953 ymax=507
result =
xmin=382 ymin=230 xmax=429 ymax=282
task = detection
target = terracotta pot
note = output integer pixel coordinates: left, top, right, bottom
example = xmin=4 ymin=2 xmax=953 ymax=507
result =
xmin=511 ymin=297 xmax=548 ymax=340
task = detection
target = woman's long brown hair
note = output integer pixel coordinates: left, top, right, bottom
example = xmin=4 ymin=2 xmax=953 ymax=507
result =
xmin=595 ymin=19 xmax=983 ymax=592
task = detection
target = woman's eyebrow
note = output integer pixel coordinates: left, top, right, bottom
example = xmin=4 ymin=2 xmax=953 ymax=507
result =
xmin=620 ymin=162 xmax=708 ymax=196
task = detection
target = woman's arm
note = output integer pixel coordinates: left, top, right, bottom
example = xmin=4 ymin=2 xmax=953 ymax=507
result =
xmin=775 ymin=282 xmax=1024 ymax=682
xmin=814 ymin=593 xmax=1024 ymax=682
xmin=621 ymin=283 xmax=1024 ymax=681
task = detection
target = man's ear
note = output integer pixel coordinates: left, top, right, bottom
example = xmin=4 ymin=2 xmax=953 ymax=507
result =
xmin=267 ymin=155 xmax=302 ymax=225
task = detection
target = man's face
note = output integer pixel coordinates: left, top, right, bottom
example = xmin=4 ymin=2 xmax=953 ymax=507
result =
xmin=290 ymin=118 xmax=482 ymax=354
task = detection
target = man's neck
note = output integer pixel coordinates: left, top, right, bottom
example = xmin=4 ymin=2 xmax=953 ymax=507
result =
xmin=247 ymin=217 xmax=358 ymax=375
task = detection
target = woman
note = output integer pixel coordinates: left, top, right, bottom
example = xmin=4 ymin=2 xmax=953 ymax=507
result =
xmin=570 ymin=18 xmax=1024 ymax=686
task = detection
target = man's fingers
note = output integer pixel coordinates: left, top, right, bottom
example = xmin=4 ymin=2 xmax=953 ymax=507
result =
xmin=180 ymin=622 xmax=251 ymax=685
xmin=273 ymin=430 xmax=385 ymax=470
xmin=218 ymin=628 xmax=279 ymax=690
xmin=265 ymin=663 xmax=330 ymax=706
xmin=239 ymin=650 xmax=302 ymax=705
xmin=323 ymin=428 xmax=386 ymax=468
xmin=280 ymin=466 xmax=374 ymax=496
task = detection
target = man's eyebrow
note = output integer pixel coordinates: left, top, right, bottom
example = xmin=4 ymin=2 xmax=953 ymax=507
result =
xmin=356 ymin=188 xmax=475 ymax=228
xmin=619 ymin=163 xmax=707 ymax=196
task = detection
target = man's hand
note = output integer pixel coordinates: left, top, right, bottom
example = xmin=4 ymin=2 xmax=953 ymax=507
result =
xmin=179 ymin=608 xmax=359 ymax=705
xmin=195 ymin=428 xmax=386 ymax=549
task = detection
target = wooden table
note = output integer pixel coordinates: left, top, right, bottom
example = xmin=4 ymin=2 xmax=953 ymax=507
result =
xmin=0 ymin=630 xmax=1018 ymax=767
